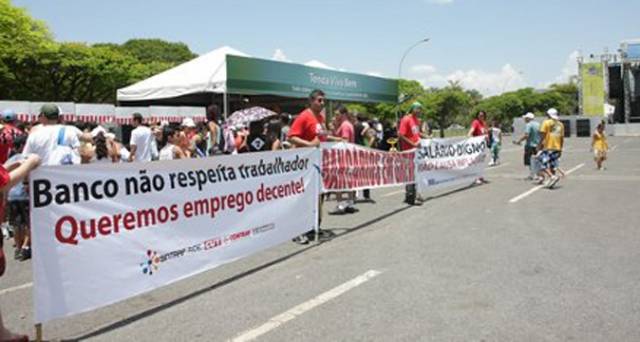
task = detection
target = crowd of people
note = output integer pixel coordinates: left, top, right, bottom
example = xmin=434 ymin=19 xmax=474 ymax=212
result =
xmin=0 ymin=90 xmax=610 ymax=340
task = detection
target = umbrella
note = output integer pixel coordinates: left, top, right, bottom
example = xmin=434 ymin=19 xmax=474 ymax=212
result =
xmin=226 ymin=106 xmax=277 ymax=128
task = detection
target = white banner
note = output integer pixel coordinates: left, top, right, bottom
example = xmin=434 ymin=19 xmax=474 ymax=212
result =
xmin=415 ymin=136 xmax=487 ymax=194
xmin=31 ymin=149 xmax=320 ymax=323
xmin=321 ymin=142 xmax=415 ymax=192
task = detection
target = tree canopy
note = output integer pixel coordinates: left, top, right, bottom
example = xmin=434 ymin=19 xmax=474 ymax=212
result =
xmin=0 ymin=0 xmax=197 ymax=103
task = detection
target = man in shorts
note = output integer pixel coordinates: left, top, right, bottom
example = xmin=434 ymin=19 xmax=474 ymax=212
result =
xmin=537 ymin=108 xmax=564 ymax=188
xmin=515 ymin=112 xmax=541 ymax=180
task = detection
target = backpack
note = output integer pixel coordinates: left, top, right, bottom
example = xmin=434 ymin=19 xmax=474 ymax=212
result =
xmin=207 ymin=122 xmax=226 ymax=156
xmin=51 ymin=127 xmax=80 ymax=165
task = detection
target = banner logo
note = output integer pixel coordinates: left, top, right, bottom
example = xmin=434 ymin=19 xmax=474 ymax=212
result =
xmin=140 ymin=250 xmax=160 ymax=275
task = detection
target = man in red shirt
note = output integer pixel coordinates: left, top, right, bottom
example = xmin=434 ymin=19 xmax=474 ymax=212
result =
xmin=0 ymin=109 xmax=25 ymax=164
xmin=330 ymin=105 xmax=358 ymax=215
xmin=288 ymin=89 xmax=328 ymax=244
xmin=398 ymin=102 xmax=430 ymax=205
xmin=288 ymin=90 xmax=327 ymax=148
xmin=468 ymin=110 xmax=489 ymax=184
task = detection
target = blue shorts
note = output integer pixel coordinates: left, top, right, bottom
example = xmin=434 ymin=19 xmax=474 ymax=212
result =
xmin=538 ymin=150 xmax=560 ymax=170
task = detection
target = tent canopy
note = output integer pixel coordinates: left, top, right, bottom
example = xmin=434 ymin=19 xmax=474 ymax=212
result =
xmin=117 ymin=46 xmax=248 ymax=103
xmin=117 ymin=46 xmax=398 ymax=106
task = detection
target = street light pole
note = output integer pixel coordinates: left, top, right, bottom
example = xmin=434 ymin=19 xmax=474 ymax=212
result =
xmin=397 ymin=37 xmax=430 ymax=123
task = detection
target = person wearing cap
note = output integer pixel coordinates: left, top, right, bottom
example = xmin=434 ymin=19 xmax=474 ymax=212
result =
xmin=537 ymin=108 xmax=564 ymax=188
xmin=23 ymin=104 xmax=82 ymax=166
xmin=398 ymin=101 xmax=430 ymax=205
xmin=515 ymin=112 xmax=541 ymax=180
xmin=0 ymin=109 xmax=25 ymax=164
xmin=128 ymin=113 xmax=155 ymax=162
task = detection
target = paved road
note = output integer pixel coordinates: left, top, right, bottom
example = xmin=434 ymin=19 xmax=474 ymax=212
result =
xmin=1 ymin=137 xmax=639 ymax=341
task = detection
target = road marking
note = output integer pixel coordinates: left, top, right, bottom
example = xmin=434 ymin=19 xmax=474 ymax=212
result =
xmin=230 ymin=270 xmax=382 ymax=342
xmin=509 ymin=163 xmax=585 ymax=203
xmin=0 ymin=282 xmax=32 ymax=296
xmin=381 ymin=189 xmax=404 ymax=197
xmin=486 ymin=162 xmax=510 ymax=170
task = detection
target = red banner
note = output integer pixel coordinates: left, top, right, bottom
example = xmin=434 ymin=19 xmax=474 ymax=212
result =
xmin=321 ymin=142 xmax=415 ymax=192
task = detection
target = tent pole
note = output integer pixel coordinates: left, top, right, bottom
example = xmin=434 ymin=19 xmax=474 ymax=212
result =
xmin=223 ymin=92 xmax=229 ymax=120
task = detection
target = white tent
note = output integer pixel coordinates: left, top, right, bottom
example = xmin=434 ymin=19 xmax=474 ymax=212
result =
xmin=117 ymin=46 xmax=248 ymax=104
xmin=117 ymin=45 xmax=399 ymax=115
xmin=75 ymin=103 xmax=115 ymax=123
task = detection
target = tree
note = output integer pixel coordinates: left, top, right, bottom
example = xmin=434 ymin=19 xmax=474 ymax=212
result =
xmin=549 ymin=82 xmax=579 ymax=115
xmin=120 ymin=39 xmax=197 ymax=65
xmin=423 ymin=85 xmax=473 ymax=137
xmin=0 ymin=0 xmax=54 ymax=97
xmin=368 ymin=79 xmax=426 ymax=122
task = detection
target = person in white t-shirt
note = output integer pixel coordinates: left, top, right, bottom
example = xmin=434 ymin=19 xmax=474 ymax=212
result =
xmin=159 ymin=126 xmax=185 ymax=160
xmin=128 ymin=113 xmax=154 ymax=162
xmin=23 ymin=104 xmax=82 ymax=166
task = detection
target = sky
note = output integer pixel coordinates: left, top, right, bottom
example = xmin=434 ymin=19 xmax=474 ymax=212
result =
xmin=13 ymin=0 xmax=640 ymax=96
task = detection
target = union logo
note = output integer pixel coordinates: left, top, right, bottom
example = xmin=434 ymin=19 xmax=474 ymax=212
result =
xmin=140 ymin=250 xmax=160 ymax=275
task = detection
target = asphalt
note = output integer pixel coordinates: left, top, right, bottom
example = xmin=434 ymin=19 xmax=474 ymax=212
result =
xmin=1 ymin=136 xmax=639 ymax=341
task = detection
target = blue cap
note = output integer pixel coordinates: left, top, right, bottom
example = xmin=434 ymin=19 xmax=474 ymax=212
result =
xmin=2 ymin=109 xmax=16 ymax=122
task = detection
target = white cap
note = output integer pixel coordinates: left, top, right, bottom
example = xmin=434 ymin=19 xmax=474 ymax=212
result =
xmin=546 ymin=108 xmax=559 ymax=120
xmin=90 ymin=126 xmax=107 ymax=137
xmin=181 ymin=117 xmax=196 ymax=128
xmin=522 ymin=112 xmax=535 ymax=120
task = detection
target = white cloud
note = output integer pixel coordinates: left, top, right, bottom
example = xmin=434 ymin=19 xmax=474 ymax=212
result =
xmin=304 ymin=60 xmax=336 ymax=70
xmin=410 ymin=64 xmax=437 ymax=74
xmin=408 ymin=63 xmax=527 ymax=96
xmin=548 ymin=50 xmax=580 ymax=86
xmin=426 ymin=0 xmax=454 ymax=5
xmin=272 ymin=48 xmax=291 ymax=62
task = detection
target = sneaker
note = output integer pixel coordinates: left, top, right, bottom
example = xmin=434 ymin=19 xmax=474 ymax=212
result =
xmin=329 ymin=205 xmax=347 ymax=215
xmin=19 ymin=248 xmax=31 ymax=261
xmin=548 ymin=175 xmax=560 ymax=189
xmin=344 ymin=206 xmax=359 ymax=214
xmin=292 ymin=235 xmax=309 ymax=245
xmin=14 ymin=248 xmax=21 ymax=260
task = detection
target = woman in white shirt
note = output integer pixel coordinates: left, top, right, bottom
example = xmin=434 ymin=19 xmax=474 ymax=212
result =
xmin=159 ymin=126 xmax=185 ymax=161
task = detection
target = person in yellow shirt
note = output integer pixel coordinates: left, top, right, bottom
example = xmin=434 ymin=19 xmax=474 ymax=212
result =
xmin=592 ymin=121 xmax=608 ymax=170
xmin=537 ymin=108 xmax=564 ymax=188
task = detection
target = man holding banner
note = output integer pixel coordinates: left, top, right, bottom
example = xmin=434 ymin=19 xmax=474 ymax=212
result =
xmin=398 ymin=102 xmax=430 ymax=205
xmin=329 ymin=105 xmax=357 ymax=215
xmin=288 ymin=89 xmax=327 ymax=243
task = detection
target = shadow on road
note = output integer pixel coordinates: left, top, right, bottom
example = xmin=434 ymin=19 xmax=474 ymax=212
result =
xmin=63 ymin=185 xmax=471 ymax=341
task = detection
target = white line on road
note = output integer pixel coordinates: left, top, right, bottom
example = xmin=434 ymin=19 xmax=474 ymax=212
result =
xmin=509 ymin=163 xmax=585 ymax=203
xmin=0 ymin=282 xmax=32 ymax=296
xmin=381 ymin=189 xmax=404 ymax=197
xmin=230 ymin=270 xmax=383 ymax=342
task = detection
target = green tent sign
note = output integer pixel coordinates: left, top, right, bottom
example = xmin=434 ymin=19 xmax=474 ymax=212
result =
xmin=226 ymin=55 xmax=398 ymax=103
